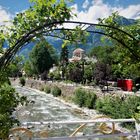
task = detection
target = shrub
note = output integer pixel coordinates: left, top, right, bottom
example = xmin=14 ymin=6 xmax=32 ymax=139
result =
xmin=19 ymin=77 xmax=26 ymax=86
xmin=0 ymin=71 xmax=11 ymax=85
xmin=0 ymin=84 xmax=27 ymax=139
xmin=48 ymin=72 xmax=54 ymax=80
xmin=51 ymin=86 xmax=61 ymax=97
xmin=53 ymin=71 xmax=61 ymax=80
xmin=66 ymin=63 xmax=83 ymax=83
xmin=84 ymin=65 xmax=94 ymax=84
xmin=95 ymin=95 xmax=140 ymax=129
xmin=95 ymin=97 xmax=104 ymax=111
xmin=85 ymin=92 xmax=97 ymax=109
xmin=73 ymin=88 xmax=86 ymax=107
xmin=40 ymin=86 xmax=44 ymax=91
xmin=73 ymin=88 xmax=97 ymax=109
xmin=96 ymin=96 xmax=124 ymax=118
xmin=44 ymin=85 xmax=51 ymax=93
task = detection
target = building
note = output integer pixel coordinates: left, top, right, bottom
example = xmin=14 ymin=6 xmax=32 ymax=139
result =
xmin=69 ymin=48 xmax=85 ymax=62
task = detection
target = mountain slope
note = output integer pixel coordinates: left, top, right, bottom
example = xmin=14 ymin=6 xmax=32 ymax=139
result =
xmin=4 ymin=16 xmax=138 ymax=59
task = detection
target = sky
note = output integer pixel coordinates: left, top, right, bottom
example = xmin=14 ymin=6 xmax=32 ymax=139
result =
xmin=0 ymin=0 xmax=140 ymax=25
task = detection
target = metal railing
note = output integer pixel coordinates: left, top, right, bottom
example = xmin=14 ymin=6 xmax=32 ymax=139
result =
xmin=10 ymin=117 xmax=140 ymax=140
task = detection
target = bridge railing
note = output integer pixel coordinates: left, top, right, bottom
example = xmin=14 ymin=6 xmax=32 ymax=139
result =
xmin=10 ymin=118 xmax=140 ymax=140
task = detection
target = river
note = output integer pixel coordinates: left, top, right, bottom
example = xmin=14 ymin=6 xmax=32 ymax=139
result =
xmin=14 ymin=86 xmax=123 ymax=140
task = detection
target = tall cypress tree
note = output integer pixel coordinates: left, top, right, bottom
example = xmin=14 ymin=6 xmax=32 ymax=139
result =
xmin=60 ymin=46 xmax=69 ymax=65
xmin=60 ymin=45 xmax=69 ymax=79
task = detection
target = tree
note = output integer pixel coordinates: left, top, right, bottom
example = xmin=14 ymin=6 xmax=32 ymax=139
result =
xmin=88 ymin=45 xmax=115 ymax=81
xmin=23 ymin=60 xmax=34 ymax=77
xmin=91 ymin=13 xmax=140 ymax=81
xmin=93 ymin=61 xmax=112 ymax=86
xmin=98 ymin=12 xmax=140 ymax=62
xmin=88 ymin=45 xmax=114 ymax=64
xmin=60 ymin=45 xmax=69 ymax=65
xmin=0 ymin=82 xmax=27 ymax=139
xmin=60 ymin=41 xmax=69 ymax=79
xmin=84 ymin=62 xmax=95 ymax=84
xmin=66 ymin=62 xmax=83 ymax=83
xmin=29 ymin=38 xmax=58 ymax=78
xmin=0 ymin=0 xmax=74 ymax=69
xmin=7 ymin=56 xmax=24 ymax=77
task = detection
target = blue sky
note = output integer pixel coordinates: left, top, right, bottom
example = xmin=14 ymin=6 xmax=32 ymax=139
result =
xmin=0 ymin=0 xmax=140 ymax=25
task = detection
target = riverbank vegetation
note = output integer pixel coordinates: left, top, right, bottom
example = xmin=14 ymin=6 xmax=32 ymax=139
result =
xmin=40 ymin=83 xmax=140 ymax=121
xmin=19 ymin=77 xmax=26 ymax=86
xmin=72 ymin=88 xmax=140 ymax=123
xmin=0 ymin=74 xmax=27 ymax=139
xmin=39 ymin=83 xmax=140 ymax=129
xmin=70 ymin=86 xmax=139 ymax=129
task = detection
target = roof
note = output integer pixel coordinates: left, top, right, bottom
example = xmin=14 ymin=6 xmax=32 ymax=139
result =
xmin=73 ymin=48 xmax=85 ymax=54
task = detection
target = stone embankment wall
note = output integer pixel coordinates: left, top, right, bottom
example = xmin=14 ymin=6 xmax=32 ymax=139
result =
xmin=11 ymin=78 xmax=103 ymax=97
xmin=10 ymin=78 xmax=136 ymax=98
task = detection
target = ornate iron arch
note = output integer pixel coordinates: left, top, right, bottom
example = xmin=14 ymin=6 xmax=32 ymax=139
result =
xmin=0 ymin=21 xmax=139 ymax=70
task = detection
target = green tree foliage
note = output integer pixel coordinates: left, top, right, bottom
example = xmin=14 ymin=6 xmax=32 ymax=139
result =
xmin=7 ymin=56 xmax=24 ymax=77
xmin=60 ymin=41 xmax=69 ymax=64
xmin=73 ymin=88 xmax=97 ymax=108
xmin=0 ymin=0 xmax=73 ymax=48
xmin=51 ymin=86 xmax=61 ymax=97
xmin=53 ymin=70 xmax=61 ymax=80
xmin=84 ymin=62 xmax=95 ymax=83
xmin=0 ymin=83 xmax=27 ymax=139
xmin=23 ymin=60 xmax=34 ymax=77
xmin=89 ymin=45 xmax=116 ymax=82
xmin=88 ymin=13 xmax=140 ymax=80
xmin=97 ymin=12 xmax=140 ymax=80
xmin=19 ymin=77 xmax=26 ymax=86
xmin=44 ymin=85 xmax=51 ymax=94
xmin=85 ymin=92 xmax=97 ymax=109
xmin=93 ymin=61 xmax=112 ymax=84
xmin=96 ymin=95 xmax=140 ymax=119
xmin=89 ymin=46 xmax=114 ymax=64
xmin=111 ymin=45 xmax=140 ymax=79
xmin=66 ymin=62 xmax=83 ymax=83
xmin=60 ymin=41 xmax=69 ymax=79
xmin=0 ymin=71 xmax=11 ymax=86
xmin=29 ymin=38 xmax=58 ymax=75
xmin=98 ymin=12 xmax=140 ymax=55
xmin=73 ymin=88 xmax=87 ymax=107
xmin=0 ymin=71 xmax=27 ymax=139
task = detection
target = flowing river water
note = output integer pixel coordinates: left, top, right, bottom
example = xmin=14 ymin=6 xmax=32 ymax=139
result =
xmin=14 ymin=86 xmax=123 ymax=140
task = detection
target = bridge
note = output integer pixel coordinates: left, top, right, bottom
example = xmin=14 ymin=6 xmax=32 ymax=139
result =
xmin=9 ymin=117 xmax=140 ymax=140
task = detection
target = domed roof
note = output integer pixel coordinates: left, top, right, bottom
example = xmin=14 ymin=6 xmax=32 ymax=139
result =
xmin=73 ymin=48 xmax=85 ymax=54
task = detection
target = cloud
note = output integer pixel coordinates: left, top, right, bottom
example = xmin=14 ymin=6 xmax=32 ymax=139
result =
xmin=119 ymin=5 xmax=140 ymax=19
xmin=82 ymin=0 xmax=89 ymax=9
xmin=71 ymin=0 xmax=111 ymax=23
xmin=0 ymin=6 xmax=13 ymax=26
xmin=70 ymin=0 xmax=140 ymax=25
